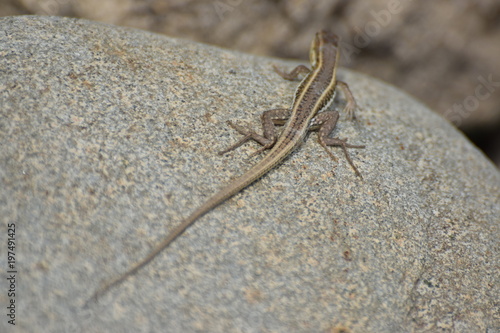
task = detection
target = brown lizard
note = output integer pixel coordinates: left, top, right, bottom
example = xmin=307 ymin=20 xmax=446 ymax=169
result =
xmin=88 ymin=30 xmax=364 ymax=303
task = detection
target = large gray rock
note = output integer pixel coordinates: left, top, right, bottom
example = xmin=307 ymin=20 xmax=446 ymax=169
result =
xmin=1 ymin=16 xmax=498 ymax=332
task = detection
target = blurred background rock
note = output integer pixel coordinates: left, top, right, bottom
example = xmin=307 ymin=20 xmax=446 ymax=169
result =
xmin=2 ymin=0 xmax=499 ymax=166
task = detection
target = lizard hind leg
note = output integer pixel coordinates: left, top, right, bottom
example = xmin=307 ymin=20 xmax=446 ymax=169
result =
xmin=311 ymin=111 xmax=365 ymax=178
xmin=319 ymin=136 xmax=365 ymax=178
xmin=219 ymin=108 xmax=291 ymax=157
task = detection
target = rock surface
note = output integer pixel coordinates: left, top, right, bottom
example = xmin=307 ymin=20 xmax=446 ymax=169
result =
xmin=1 ymin=16 xmax=499 ymax=332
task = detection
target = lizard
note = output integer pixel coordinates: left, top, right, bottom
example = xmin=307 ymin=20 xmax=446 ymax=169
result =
xmin=88 ymin=30 xmax=364 ymax=303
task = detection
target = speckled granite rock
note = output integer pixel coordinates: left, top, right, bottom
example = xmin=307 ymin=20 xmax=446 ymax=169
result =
xmin=0 ymin=16 xmax=498 ymax=333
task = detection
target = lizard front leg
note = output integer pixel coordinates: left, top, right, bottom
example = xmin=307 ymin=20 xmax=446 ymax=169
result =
xmin=336 ymin=81 xmax=357 ymax=120
xmin=273 ymin=64 xmax=311 ymax=81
